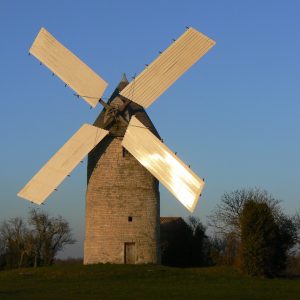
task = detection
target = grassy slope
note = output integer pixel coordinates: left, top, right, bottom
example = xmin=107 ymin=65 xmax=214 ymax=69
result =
xmin=0 ymin=264 xmax=299 ymax=300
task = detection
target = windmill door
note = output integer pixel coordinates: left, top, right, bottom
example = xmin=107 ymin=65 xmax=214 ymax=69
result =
xmin=124 ymin=242 xmax=136 ymax=264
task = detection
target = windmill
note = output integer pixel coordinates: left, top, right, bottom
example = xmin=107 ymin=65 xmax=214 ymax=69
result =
xmin=18 ymin=27 xmax=215 ymax=264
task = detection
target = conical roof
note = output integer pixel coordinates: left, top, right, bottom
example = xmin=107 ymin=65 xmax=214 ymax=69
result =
xmin=93 ymin=74 xmax=160 ymax=138
xmin=121 ymin=73 xmax=128 ymax=83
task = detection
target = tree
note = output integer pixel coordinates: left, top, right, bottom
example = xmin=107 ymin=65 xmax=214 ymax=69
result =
xmin=0 ymin=218 xmax=31 ymax=268
xmin=0 ymin=210 xmax=75 ymax=270
xmin=161 ymin=218 xmax=192 ymax=267
xmin=239 ymin=200 xmax=280 ymax=276
xmin=186 ymin=216 xmax=211 ymax=266
xmin=208 ymin=188 xmax=281 ymax=266
xmin=209 ymin=233 xmax=239 ymax=266
xmin=29 ymin=209 xmax=75 ymax=267
xmin=273 ymin=211 xmax=299 ymax=270
xmin=161 ymin=217 xmax=211 ymax=267
xmin=209 ymin=188 xmax=299 ymax=274
xmin=208 ymin=188 xmax=280 ymax=237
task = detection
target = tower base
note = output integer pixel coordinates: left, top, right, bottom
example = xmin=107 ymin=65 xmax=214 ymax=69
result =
xmin=84 ymin=137 xmax=160 ymax=264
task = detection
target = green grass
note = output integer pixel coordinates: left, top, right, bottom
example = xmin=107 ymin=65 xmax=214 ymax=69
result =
xmin=0 ymin=264 xmax=299 ymax=300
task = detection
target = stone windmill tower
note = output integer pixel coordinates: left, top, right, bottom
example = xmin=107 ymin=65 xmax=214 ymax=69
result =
xmin=18 ymin=27 xmax=215 ymax=264
xmin=85 ymin=75 xmax=161 ymax=264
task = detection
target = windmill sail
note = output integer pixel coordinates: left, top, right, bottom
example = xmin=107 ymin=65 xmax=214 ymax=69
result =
xmin=30 ymin=28 xmax=108 ymax=107
xmin=122 ymin=116 xmax=205 ymax=212
xmin=18 ymin=124 xmax=109 ymax=204
xmin=120 ymin=27 xmax=215 ymax=108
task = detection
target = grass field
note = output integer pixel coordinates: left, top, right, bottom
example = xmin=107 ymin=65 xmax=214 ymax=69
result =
xmin=0 ymin=264 xmax=299 ymax=300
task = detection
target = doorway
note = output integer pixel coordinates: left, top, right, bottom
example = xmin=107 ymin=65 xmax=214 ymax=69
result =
xmin=124 ymin=242 xmax=136 ymax=264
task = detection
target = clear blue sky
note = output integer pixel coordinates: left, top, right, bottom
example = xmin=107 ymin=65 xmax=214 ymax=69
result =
xmin=1 ymin=0 xmax=299 ymax=257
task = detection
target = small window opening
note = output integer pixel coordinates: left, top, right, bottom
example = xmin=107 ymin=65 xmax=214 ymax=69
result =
xmin=128 ymin=216 xmax=133 ymax=222
xmin=122 ymin=147 xmax=130 ymax=157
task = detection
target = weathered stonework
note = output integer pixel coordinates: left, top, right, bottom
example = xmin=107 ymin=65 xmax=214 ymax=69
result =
xmin=84 ymin=137 xmax=160 ymax=264
xmin=84 ymin=77 xmax=161 ymax=264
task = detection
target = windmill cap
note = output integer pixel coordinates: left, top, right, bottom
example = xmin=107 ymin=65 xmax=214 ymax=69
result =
xmin=116 ymin=73 xmax=129 ymax=92
xmin=121 ymin=73 xmax=129 ymax=83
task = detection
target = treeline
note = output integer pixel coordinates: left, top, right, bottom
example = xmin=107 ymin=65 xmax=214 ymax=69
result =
xmin=161 ymin=188 xmax=300 ymax=277
xmin=1 ymin=188 xmax=299 ymax=277
xmin=0 ymin=209 xmax=75 ymax=270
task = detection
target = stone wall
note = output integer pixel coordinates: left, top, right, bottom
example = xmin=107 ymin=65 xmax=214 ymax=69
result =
xmin=84 ymin=137 xmax=160 ymax=264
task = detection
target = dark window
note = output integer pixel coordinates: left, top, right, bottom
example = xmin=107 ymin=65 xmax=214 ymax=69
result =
xmin=122 ymin=147 xmax=130 ymax=157
xmin=128 ymin=216 xmax=133 ymax=222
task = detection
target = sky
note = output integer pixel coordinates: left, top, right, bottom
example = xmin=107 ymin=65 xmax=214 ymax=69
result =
xmin=0 ymin=0 xmax=300 ymax=258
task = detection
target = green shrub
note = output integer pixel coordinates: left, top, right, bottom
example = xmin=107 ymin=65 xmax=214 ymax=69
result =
xmin=240 ymin=200 xmax=282 ymax=276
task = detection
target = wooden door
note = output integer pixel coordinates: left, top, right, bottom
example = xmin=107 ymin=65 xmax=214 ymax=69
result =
xmin=124 ymin=242 xmax=136 ymax=264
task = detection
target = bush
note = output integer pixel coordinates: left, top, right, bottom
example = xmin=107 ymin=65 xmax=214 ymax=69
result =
xmin=209 ymin=188 xmax=299 ymax=276
xmin=239 ymin=200 xmax=298 ymax=277
xmin=239 ymin=200 xmax=279 ymax=276
xmin=210 ymin=232 xmax=239 ymax=266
